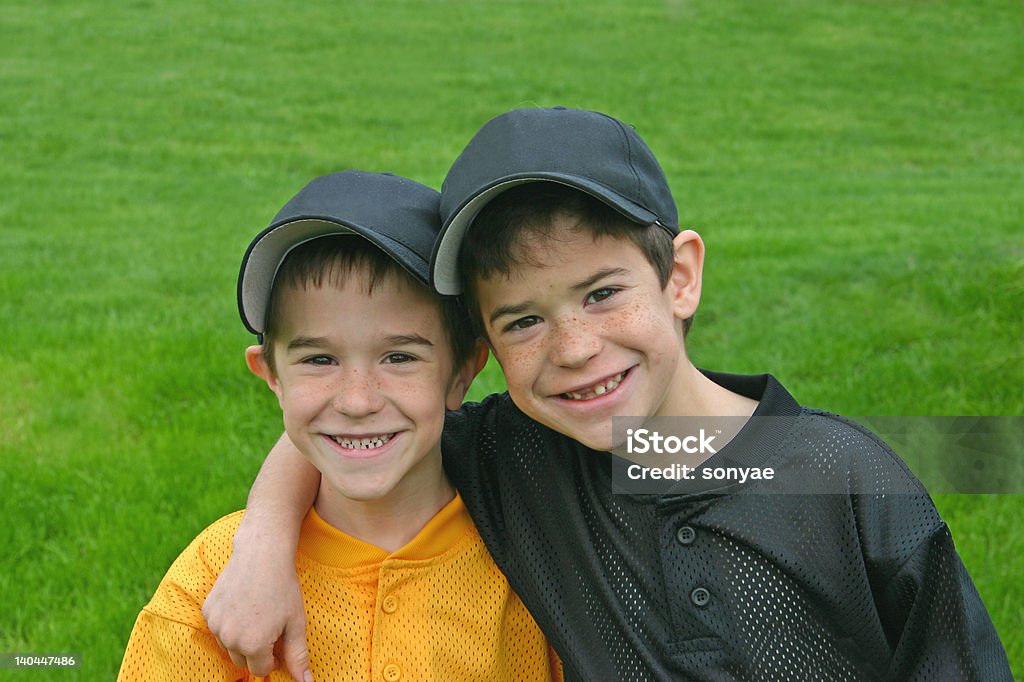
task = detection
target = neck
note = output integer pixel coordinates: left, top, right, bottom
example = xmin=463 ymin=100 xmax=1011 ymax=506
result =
xmin=668 ymin=362 xmax=759 ymax=419
xmin=643 ymin=360 xmax=759 ymax=462
xmin=314 ymin=464 xmax=455 ymax=554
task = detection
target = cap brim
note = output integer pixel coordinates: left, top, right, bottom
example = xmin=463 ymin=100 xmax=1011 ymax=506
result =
xmin=431 ymin=175 xmax=659 ymax=296
xmin=238 ymin=218 xmax=427 ymax=335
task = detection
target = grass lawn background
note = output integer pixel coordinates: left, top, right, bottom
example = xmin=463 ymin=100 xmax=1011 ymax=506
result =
xmin=1 ymin=0 xmax=1021 ymax=678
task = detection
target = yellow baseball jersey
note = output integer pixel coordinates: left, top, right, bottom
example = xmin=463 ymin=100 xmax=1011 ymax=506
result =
xmin=119 ymin=494 xmax=562 ymax=681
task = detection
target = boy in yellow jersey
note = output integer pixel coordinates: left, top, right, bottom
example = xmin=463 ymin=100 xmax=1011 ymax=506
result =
xmin=117 ymin=171 xmax=561 ymax=682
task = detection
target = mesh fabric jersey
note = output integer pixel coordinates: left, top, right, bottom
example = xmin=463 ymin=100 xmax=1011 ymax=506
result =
xmin=118 ymin=494 xmax=562 ymax=681
xmin=442 ymin=372 xmax=1012 ymax=681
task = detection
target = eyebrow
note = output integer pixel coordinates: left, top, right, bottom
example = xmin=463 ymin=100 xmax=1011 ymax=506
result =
xmin=488 ymin=267 xmax=631 ymax=326
xmin=489 ymin=301 xmax=534 ymax=326
xmin=570 ymin=267 xmax=629 ymax=293
xmin=287 ymin=336 xmax=330 ymax=352
xmin=383 ymin=334 xmax=434 ymax=348
xmin=285 ymin=334 xmax=435 ymax=352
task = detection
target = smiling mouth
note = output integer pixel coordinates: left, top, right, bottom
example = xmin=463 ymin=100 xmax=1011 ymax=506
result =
xmin=328 ymin=433 xmax=396 ymax=450
xmin=560 ymin=369 xmax=629 ymax=401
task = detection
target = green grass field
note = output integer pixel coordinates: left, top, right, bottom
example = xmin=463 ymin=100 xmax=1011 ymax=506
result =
xmin=1 ymin=0 xmax=1021 ymax=678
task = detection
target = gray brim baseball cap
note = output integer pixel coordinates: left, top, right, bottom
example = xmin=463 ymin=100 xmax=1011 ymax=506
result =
xmin=432 ymin=106 xmax=679 ymax=295
xmin=238 ymin=170 xmax=440 ymax=336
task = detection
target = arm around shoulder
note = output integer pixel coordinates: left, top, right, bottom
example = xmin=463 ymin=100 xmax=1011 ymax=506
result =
xmin=201 ymin=432 xmax=319 ymax=681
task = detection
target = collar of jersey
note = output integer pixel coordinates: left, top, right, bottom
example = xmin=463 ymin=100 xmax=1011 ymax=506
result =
xmin=298 ymin=493 xmax=474 ymax=569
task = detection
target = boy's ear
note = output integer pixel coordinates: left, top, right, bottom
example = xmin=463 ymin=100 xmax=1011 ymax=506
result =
xmin=446 ymin=340 xmax=489 ymax=410
xmin=665 ymin=229 xmax=705 ymax=321
xmin=245 ymin=345 xmax=282 ymax=399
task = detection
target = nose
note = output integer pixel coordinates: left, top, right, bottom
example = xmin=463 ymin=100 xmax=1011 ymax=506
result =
xmin=332 ymin=367 xmax=385 ymax=417
xmin=548 ymin=316 xmax=601 ymax=368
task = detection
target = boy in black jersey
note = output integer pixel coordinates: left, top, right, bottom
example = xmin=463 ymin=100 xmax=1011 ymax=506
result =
xmin=204 ymin=108 xmax=1012 ymax=681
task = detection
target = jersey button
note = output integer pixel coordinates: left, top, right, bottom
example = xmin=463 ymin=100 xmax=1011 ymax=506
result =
xmin=382 ymin=595 xmax=399 ymax=614
xmin=691 ymin=586 xmax=711 ymax=607
xmin=676 ymin=525 xmax=696 ymax=545
xmin=383 ymin=663 xmax=402 ymax=681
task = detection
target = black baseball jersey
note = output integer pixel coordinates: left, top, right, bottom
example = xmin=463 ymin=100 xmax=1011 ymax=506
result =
xmin=442 ymin=371 xmax=1012 ymax=681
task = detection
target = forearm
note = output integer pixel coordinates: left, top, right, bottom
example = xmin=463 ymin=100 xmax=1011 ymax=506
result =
xmin=234 ymin=431 xmax=320 ymax=552
xmin=202 ymin=432 xmax=318 ymax=680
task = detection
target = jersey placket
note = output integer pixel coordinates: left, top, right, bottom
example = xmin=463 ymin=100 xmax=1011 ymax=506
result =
xmin=371 ymin=561 xmax=418 ymax=682
xmin=656 ymin=498 xmax=730 ymax=670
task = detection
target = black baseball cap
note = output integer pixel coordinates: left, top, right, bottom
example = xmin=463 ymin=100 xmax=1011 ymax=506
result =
xmin=432 ymin=106 xmax=679 ymax=295
xmin=238 ymin=170 xmax=440 ymax=336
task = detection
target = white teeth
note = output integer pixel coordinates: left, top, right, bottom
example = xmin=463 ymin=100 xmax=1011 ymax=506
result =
xmin=331 ymin=433 xmax=394 ymax=449
xmin=562 ymin=371 xmax=626 ymax=401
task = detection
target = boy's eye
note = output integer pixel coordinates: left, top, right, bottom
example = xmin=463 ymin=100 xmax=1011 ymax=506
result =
xmin=383 ymin=352 xmax=416 ymax=364
xmin=586 ymin=287 xmax=618 ymax=304
xmin=504 ymin=316 xmax=541 ymax=332
xmin=303 ymin=355 xmax=335 ymax=366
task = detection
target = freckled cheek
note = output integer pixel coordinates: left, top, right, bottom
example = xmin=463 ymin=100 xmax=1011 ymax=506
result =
xmin=396 ymin=384 xmax=449 ymax=436
xmin=285 ymin=384 xmax=328 ymax=411
xmin=381 ymin=378 xmax=449 ymax=411
xmin=599 ymin=303 xmax=653 ymax=338
xmin=495 ymin=346 xmax=542 ymax=391
xmin=600 ymin=302 xmax=679 ymax=361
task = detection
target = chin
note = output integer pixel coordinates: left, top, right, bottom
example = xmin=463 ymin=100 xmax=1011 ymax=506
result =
xmin=340 ymin=490 xmax=394 ymax=505
xmin=326 ymin=476 xmax=395 ymax=503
